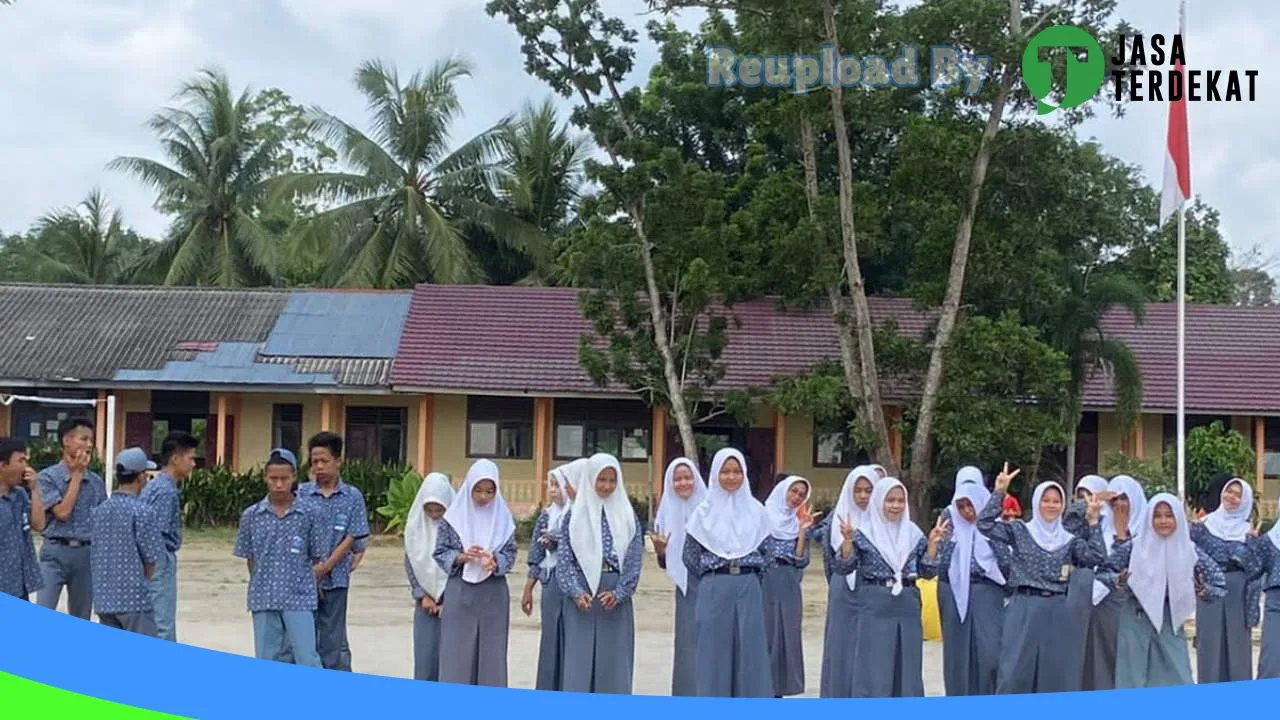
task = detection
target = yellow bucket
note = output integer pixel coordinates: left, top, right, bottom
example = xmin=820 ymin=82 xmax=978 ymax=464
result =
xmin=918 ymin=577 xmax=942 ymax=640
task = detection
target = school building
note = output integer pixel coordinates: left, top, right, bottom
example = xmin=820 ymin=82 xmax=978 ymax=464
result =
xmin=1 ymin=282 xmax=1278 ymax=516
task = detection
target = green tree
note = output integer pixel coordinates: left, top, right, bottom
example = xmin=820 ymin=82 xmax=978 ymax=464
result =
xmin=109 ymin=68 xmax=284 ymax=287
xmin=274 ymin=58 xmax=545 ymax=288
xmin=1175 ymin=421 xmax=1256 ymax=510
xmin=17 ymin=189 xmax=155 ymax=285
xmin=1229 ymin=245 xmax=1277 ymax=307
xmin=1121 ymin=199 xmax=1234 ymax=304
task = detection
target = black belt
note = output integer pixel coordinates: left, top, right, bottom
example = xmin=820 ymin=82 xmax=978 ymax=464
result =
xmin=1015 ymin=586 xmax=1064 ymax=597
xmin=941 ymin=575 xmax=1001 ymax=588
xmin=711 ymin=565 xmax=759 ymax=576
xmin=47 ymin=538 xmax=90 ymax=547
xmin=601 ymin=563 xmax=618 ymax=574
xmin=865 ymin=578 xmax=917 ymax=589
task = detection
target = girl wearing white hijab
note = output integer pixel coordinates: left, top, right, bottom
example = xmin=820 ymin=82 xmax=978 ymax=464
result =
xmin=831 ymin=476 xmax=926 ymax=697
xmin=1115 ymin=493 xmax=1226 ymax=687
xmin=819 ymin=464 xmax=877 ymax=698
xmin=404 ymin=472 xmax=455 ymax=681
xmin=650 ymin=456 xmax=707 ymax=696
xmin=1249 ymin=503 xmax=1280 ymax=678
xmin=938 ymin=465 xmax=984 ymax=525
xmin=1190 ymin=476 xmax=1261 ymax=683
xmin=432 ymin=459 xmax=517 ymax=687
xmin=976 ymin=464 xmax=1105 ymax=694
xmin=761 ymin=474 xmax=817 ymax=697
xmin=521 ymin=459 xmax=586 ymax=691
xmin=923 ymin=478 xmax=1008 ymax=696
xmin=555 ymin=453 xmax=643 ymax=694
xmin=1081 ymin=474 xmax=1145 ymax=691
xmin=1059 ymin=473 xmax=1111 ymax=691
xmin=682 ymin=447 xmax=775 ymax=697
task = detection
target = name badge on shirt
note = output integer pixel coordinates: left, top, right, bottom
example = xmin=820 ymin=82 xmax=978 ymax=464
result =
xmin=334 ymin=512 xmax=347 ymax=533
xmin=1059 ymin=564 xmax=1072 ymax=581
xmin=290 ymin=536 xmax=305 ymax=555
xmin=21 ymin=512 xmax=30 ymax=533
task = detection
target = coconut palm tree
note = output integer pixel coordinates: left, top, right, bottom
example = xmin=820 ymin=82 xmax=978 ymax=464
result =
xmin=275 ymin=57 xmax=546 ymax=288
xmin=20 ymin=189 xmax=149 ymax=284
xmin=109 ymin=68 xmax=280 ymax=286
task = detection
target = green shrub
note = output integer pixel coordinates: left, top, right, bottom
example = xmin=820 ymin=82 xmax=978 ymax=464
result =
xmin=181 ymin=466 xmax=264 ymax=529
xmin=1101 ymin=452 xmax=1175 ymax=496
xmin=25 ymin=439 xmax=105 ymax=476
xmin=375 ymin=470 xmax=425 ymax=535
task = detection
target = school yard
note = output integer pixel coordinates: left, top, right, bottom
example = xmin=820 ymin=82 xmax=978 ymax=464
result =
xmin=43 ymin=532 xmax=1261 ymax=695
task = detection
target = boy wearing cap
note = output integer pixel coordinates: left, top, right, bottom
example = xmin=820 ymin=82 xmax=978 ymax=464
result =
xmin=0 ymin=437 xmax=45 ymax=599
xmin=298 ymin=432 xmax=370 ymax=671
xmin=36 ymin=417 xmax=106 ymax=619
xmin=233 ymin=448 xmax=328 ymax=668
xmin=90 ymin=447 xmax=163 ymax=636
xmin=141 ymin=430 xmax=199 ymax=642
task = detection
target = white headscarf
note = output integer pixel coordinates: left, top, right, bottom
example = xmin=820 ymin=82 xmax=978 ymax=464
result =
xmin=1203 ymin=478 xmax=1254 ymax=542
xmin=654 ymin=457 xmax=707 ymax=594
xmin=568 ymin=453 xmax=637 ymax=595
xmin=869 ymin=464 xmax=888 ymax=479
xmin=831 ymin=465 xmax=878 ymax=591
xmin=862 ymin=477 xmax=924 ymax=596
xmin=1267 ymin=513 xmax=1280 ymax=551
xmin=404 ymin=472 xmax=455 ymax=601
xmin=685 ymin=448 xmax=772 ymax=560
xmin=948 ymin=481 xmax=1005 ymax=619
xmin=954 ymin=465 xmax=983 ymax=489
xmin=1128 ymin=493 xmax=1198 ymax=632
xmin=539 ymin=461 xmax=581 ymax=572
xmin=1076 ymin=474 xmax=1111 ymax=523
xmin=1103 ymin=475 xmax=1147 ymax=553
xmin=765 ymin=475 xmax=811 ymax=540
xmin=442 ymin=459 xmax=516 ymax=584
xmin=1027 ymin=481 xmax=1075 ymax=552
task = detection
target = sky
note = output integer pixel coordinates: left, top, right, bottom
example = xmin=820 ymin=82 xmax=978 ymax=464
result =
xmin=0 ymin=0 xmax=1272 ymax=268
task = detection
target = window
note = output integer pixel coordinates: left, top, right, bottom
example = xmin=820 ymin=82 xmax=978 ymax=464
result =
xmin=553 ymin=399 xmax=650 ymax=461
xmin=345 ymin=406 xmax=407 ymax=463
xmin=272 ymin=404 xmax=303 ymax=457
xmin=467 ymin=396 xmax=534 ymax=458
xmin=150 ymin=390 xmax=212 ymax=466
xmin=9 ymin=389 xmax=95 ymax=442
xmin=812 ymin=417 xmax=870 ymax=468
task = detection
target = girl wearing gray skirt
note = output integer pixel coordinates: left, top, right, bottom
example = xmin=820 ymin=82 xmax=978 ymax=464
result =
xmin=1111 ymin=493 xmax=1225 ymax=687
xmin=404 ymin=472 xmax=456 ymax=681
xmin=1191 ymin=477 xmax=1261 ymax=683
xmin=556 ymin=453 xmax=643 ymax=694
xmin=1082 ymin=474 xmax=1145 ymax=691
xmin=682 ymin=447 xmax=776 ymax=698
xmin=761 ymin=474 xmax=817 ymax=697
xmin=1248 ymin=511 xmax=1280 ymax=678
xmin=977 ymin=465 xmax=1105 ymax=694
xmin=433 ymin=459 xmax=518 ymax=687
xmin=820 ymin=465 xmax=877 ymax=698
xmin=831 ymin=476 xmax=927 ymax=698
xmin=924 ymin=479 xmax=1007 ymax=696
xmin=651 ymin=456 xmax=708 ymax=696
xmin=521 ymin=459 xmax=586 ymax=691
xmin=1060 ymin=474 xmax=1108 ymax=692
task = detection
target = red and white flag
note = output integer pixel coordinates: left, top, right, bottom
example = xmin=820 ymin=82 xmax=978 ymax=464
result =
xmin=1160 ymin=2 xmax=1191 ymax=226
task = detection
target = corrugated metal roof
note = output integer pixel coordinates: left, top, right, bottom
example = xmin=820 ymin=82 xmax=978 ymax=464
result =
xmin=256 ymin=356 xmax=392 ymax=387
xmin=260 ymin=291 xmax=412 ymax=359
xmin=113 ymin=343 xmax=338 ymax=386
xmin=0 ymin=284 xmax=288 ymax=382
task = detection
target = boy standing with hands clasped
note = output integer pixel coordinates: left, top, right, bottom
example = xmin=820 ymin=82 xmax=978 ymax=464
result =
xmin=234 ymin=448 xmax=328 ymax=668
xmin=90 ymin=447 xmax=163 ymax=636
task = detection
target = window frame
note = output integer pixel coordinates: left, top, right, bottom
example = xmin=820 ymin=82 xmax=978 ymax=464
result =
xmin=271 ymin=403 xmax=304 ymax=458
xmin=344 ymin=405 xmax=408 ymax=463
xmin=551 ymin=398 xmax=651 ymax=462
xmin=466 ymin=396 xmax=535 ymax=459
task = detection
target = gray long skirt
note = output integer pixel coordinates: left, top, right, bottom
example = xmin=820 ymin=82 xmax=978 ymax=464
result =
xmin=536 ymin=570 xmax=567 ymax=690
xmin=997 ymin=591 xmax=1073 ymax=694
xmin=1258 ymin=589 xmax=1280 ymax=679
xmin=849 ymin=582 xmax=924 ymax=698
xmin=820 ymin=576 xmax=861 ymax=698
xmin=672 ymin=575 xmax=700 ymax=696
xmin=1060 ymin=568 xmax=1094 ymax=693
xmin=763 ymin=564 xmax=805 ymax=696
xmin=938 ymin=579 xmax=1004 ymax=696
xmin=1196 ymin=570 xmax=1253 ymax=683
xmin=413 ymin=603 xmax=443 ymax=681
xmin=1115 ymin=595 xmax=1193 ymax=688
xmin=1081 ymin=587 xmax=1124 ymax=690
xmin=694 ymin=572 xmax=773 ymax=697
xmin=438 ymin=575 xmax=510 ymax=687
xmin=561 ymin=571 xmax=635 ymax=694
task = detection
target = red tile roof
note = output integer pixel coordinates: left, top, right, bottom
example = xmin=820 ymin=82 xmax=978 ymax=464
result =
xmin=391 ymin=284 xmax=1280 ymax=414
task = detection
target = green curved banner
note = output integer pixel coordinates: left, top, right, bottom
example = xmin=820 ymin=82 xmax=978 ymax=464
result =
xmin=0 ymin=671 xmax=191 ymax=718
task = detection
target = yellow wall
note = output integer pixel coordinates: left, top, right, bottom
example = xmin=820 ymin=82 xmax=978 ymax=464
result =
xmin=782 ymin=414 xmax=855 ymax=501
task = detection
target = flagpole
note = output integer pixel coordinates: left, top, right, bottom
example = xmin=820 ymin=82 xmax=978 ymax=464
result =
xmin=1175 ymin=0 xmax=1189 ymax=503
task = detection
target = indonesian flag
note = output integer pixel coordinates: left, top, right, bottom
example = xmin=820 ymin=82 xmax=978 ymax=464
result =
xmin=1159 ymin=2 xmax=1191 ymax=227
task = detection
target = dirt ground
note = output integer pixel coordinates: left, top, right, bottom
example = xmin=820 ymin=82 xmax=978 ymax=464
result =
xmin=47 ymin=533 xmax=1260 ymax=695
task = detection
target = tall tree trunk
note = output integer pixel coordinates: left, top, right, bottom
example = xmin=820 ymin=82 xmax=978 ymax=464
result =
xmin=819 ymin=0 xmax=897 ymax=476
xmin=905 ymin=0 xmax=1023 ymax=504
